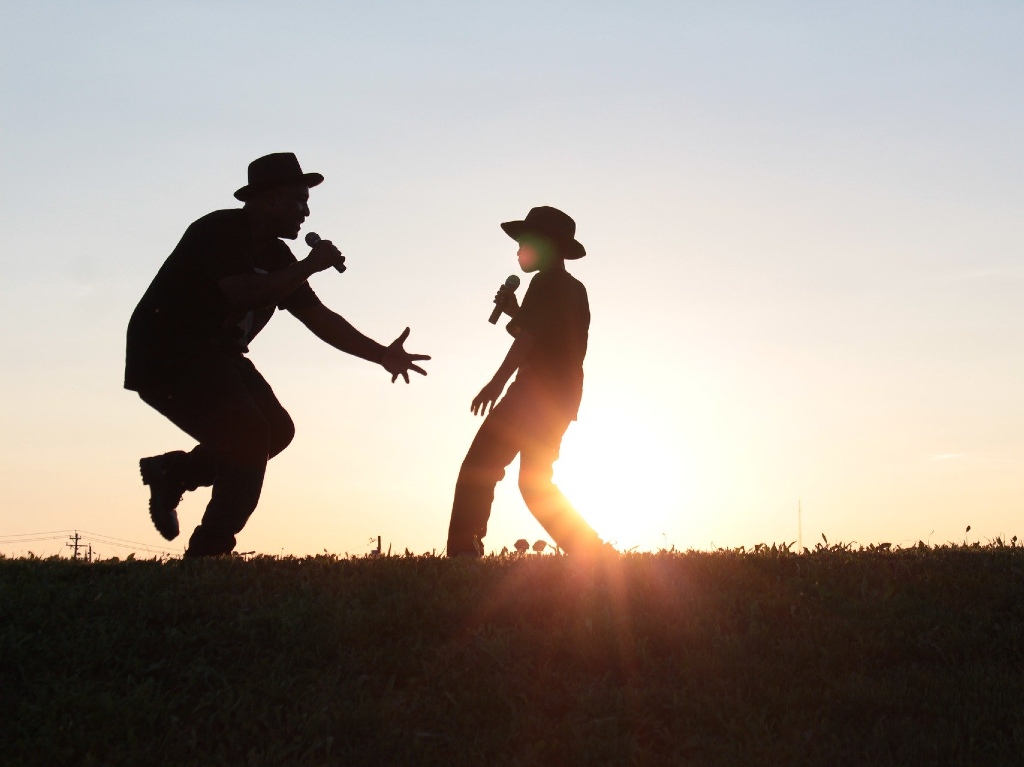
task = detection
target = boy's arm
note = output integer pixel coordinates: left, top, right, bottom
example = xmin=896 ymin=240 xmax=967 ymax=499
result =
xmin=471 ymin=331 xmax=535 ymax=416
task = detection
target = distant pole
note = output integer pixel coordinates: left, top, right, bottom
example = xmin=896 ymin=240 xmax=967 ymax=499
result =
xmin=798 ymin=500 xmax=803 ymax=553
xmin=66 ymin=531 xmax=83 ymax=560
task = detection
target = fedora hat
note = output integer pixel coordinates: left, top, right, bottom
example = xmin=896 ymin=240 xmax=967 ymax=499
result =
xmin=234 ymin=152 xmax=324 ymax=202
xmin=500 ymin=206 xmax=586 ymax=260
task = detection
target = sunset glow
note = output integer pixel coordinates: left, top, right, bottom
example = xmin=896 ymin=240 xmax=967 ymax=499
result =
xmin=554 ymin=401 xmax=691 ymax=551
xmin=1 ymin=3 xmax=1022 ymax=559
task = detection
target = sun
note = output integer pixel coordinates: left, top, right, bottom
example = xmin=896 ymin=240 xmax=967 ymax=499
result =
xmin=552 ymin=403 xmax=690 ymax=551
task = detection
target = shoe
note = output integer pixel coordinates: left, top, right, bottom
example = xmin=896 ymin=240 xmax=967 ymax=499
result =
xmin=447 ymin=535 xmax=484 ymax=558
xmin=184 ymin=525 xmax=236 ymax=558
xmin=183 ymin=546 xmax=235 ymax=559
xmin=139 ymin=452 xmax=187 ymax=540
xmin=568 ymin=540 xmax=619 ymax=567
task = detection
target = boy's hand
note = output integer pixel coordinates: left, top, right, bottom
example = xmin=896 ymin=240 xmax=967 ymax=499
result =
xmin=471 ymin=379 xmax=505 ymax=416
xmin=494 ymin=285 xmax=520 ymax=317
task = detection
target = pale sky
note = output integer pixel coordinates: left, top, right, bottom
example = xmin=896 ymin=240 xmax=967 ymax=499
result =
xmin=1 ymin=1 xmax=1022 ymax=558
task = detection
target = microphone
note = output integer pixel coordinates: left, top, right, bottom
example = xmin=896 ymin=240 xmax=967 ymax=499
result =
xmin=304 ymin=231 xmax=346 ymax=273
xmin=488 ymin=274 xmax=521 ymax=324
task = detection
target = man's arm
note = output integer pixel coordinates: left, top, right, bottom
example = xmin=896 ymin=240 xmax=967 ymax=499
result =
xmin=217 ymin=240 xmax=344 ymax=310
xmin=290 ymin=299 xmax=430 ymax=383
xmin=471 ymin=331 xmax=535 ymax=416
xmin=290 ymin=298 xmax=386 ymax=362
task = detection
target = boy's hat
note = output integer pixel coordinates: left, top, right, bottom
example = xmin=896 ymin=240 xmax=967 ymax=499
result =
xmin=501 ymin=206 xmax=586 ymax=259
xmin=234 ymin=152 xmax=324 ymax=201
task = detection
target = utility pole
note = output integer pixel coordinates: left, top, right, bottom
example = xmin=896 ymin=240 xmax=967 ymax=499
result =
xmin=798 ymin=500 xmax=803 ymax=553
xmin=66 ymin=531 xmax=83 ymax=560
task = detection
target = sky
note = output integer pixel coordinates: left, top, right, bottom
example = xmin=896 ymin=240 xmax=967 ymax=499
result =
xmin=1 ymin=1 xmax=1022 ymax=559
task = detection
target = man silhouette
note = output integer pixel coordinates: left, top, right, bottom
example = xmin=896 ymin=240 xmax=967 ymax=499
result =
xmin=446 ymin=206 xmax=604 ymax=557
xmin=125 ymin=152 xmax=429 ymax=557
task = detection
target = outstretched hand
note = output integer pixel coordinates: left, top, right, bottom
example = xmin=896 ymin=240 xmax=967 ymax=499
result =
xmin=381 ymin=328 xmax=430 ymax=383
xmin=471 ymin=379 xmax=505 ymax=416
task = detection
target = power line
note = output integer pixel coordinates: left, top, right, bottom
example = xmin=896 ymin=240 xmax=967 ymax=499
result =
xmin=1 ymin=529 xmax=176 ymax=552
xmin=0 ymin=528 xmax=179 ymax=559
xmin=87 ymin=539 xmax=178 ymax=556
xmin=0 ymin=529 xmax=76 ymax=541
xmin=76 ymin=529 xmax=177 ymax=550
xmin=75 ymin=532 xmax=179 ymax=557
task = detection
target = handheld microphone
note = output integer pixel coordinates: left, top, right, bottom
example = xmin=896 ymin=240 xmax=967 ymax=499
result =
xmin=488 ymin=274 xmax=521 ymax=324
xmin=304 ymin=232 xmax=346 ymax=273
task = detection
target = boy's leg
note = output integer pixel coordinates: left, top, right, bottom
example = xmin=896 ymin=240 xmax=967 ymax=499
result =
xmin=447 ymin=396 xmax=524 ymax=556
xmin=518 ymin=417 xmax=601 ymax=555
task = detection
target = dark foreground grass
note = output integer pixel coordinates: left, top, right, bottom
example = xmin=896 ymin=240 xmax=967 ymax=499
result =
xmin=2 ymin=544 xmax=1023 ymax=766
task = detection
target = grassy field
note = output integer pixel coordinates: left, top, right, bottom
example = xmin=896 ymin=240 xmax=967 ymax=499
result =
xmin=2 ymin=543 xmax=1023 ymax=766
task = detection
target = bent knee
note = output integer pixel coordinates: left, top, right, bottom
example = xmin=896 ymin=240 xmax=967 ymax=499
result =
xmin=218 ymin=418 xmax=273 ymax=467
xmin=458 ymin=458 xmax=506 ymax=487
xmin=518 ymin=472 xmax=554 ymax=500
xmin=269 ymin=415 xmax=295 ymax=458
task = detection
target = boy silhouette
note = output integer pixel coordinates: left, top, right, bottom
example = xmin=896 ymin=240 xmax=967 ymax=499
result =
xmin=447 ymin=206 xmax=604 ymax=557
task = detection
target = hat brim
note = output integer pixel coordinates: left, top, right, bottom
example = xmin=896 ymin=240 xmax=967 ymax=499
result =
xmin=234 ymin=172 xmax=324 ymax=202
xmin=500 ymin=220 xmax=586 ymax=259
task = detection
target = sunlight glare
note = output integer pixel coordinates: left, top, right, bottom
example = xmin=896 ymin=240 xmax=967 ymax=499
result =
xmin=554 ymin=404 xmax=691 ymax=551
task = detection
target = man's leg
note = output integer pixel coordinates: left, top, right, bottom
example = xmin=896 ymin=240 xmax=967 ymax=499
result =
xmin=447 ymin=395 xmax=525 ymax=556
xmin=184 ymin=357 xmax=295 ymax=556
xmin=138 ymin=356 xmax=294 ymax=555
xmin=518 ymin=416 xmax=601 ymax=555
xmin=138 ymin=446 xmax=217 ymax=540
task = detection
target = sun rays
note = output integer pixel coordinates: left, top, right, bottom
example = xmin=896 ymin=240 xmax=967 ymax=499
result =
xmin=554 ymin=404 xmax=691 ymax=551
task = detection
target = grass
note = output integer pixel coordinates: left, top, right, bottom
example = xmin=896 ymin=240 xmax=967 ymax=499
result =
xmin=2 ymin=542 xmax=1023 ymax=766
